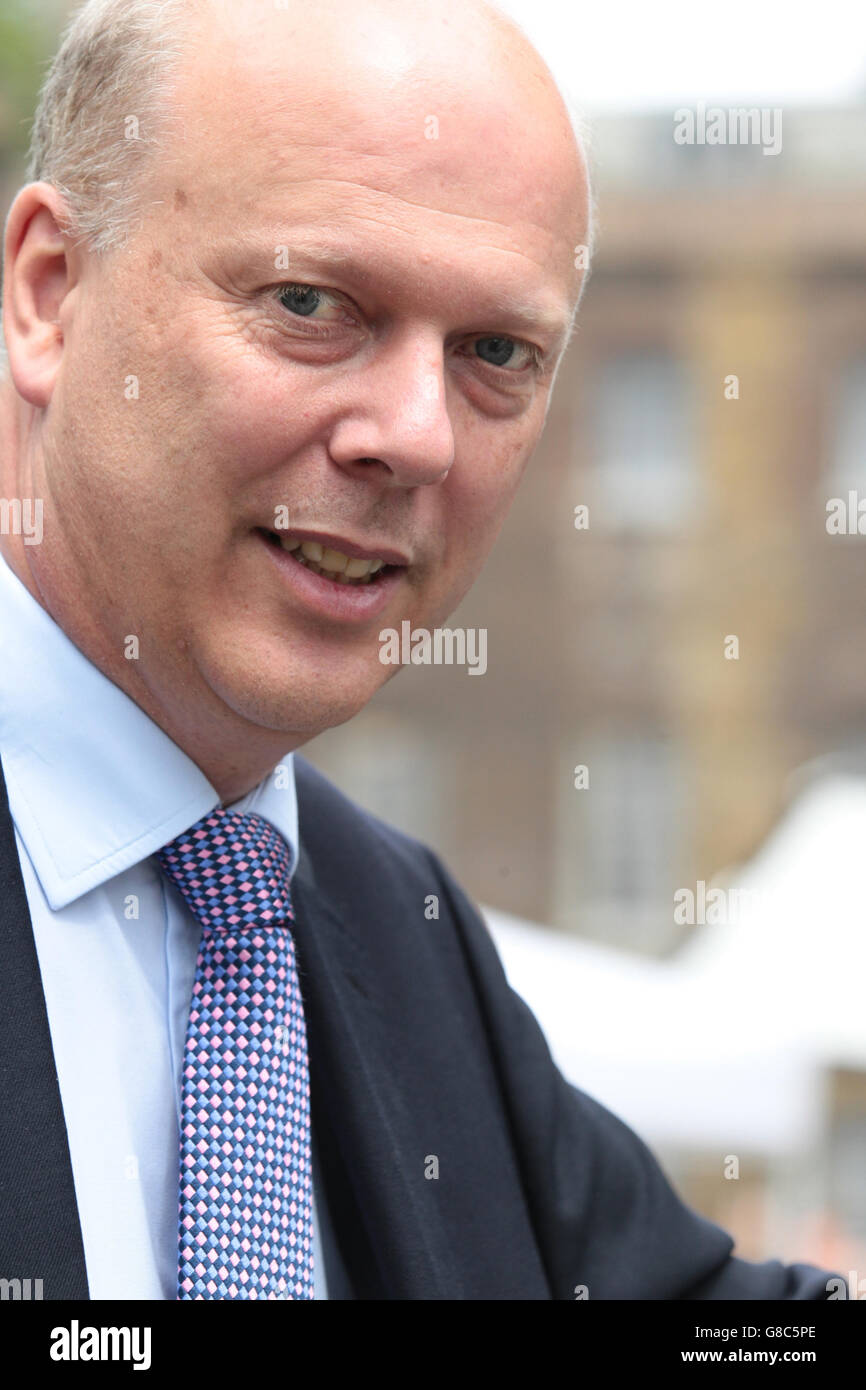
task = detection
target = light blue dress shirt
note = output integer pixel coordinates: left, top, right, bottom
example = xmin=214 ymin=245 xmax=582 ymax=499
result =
xmin=0 ymin=553 xmax=328 ymax=1299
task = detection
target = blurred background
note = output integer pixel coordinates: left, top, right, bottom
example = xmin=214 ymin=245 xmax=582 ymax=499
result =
xmin=3 ymin=0 xmax=866 ymax=1284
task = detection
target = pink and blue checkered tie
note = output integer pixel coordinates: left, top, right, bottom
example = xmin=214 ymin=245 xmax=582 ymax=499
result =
xmin=157 ymin=809 xmax=314 ymax=1300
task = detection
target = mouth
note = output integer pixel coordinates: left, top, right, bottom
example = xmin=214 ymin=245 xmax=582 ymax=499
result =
xmin=254 ymin=525 xmax=410 ymax=624
xmin=256 ymin=528 xmax=401 ymax=587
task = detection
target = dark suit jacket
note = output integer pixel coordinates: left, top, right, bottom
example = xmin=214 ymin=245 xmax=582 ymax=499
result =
xmin=0 ymin=752 xmax=841 ymax=1299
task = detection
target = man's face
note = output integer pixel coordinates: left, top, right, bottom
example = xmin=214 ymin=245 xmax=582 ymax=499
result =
xmin=22 ymin=3 xmax=587 ymax=746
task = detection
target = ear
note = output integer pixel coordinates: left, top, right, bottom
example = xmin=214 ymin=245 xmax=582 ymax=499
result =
xmin=2 ymin=183 xmax=80 ymax=409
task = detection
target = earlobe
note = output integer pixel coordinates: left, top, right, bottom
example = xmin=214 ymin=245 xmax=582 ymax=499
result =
xmin=2 ymin=183 xmax=76 ymax=410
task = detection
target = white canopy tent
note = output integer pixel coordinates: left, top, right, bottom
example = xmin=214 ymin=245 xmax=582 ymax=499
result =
xmin=483 ymin=771 xmax=866 ymax=1156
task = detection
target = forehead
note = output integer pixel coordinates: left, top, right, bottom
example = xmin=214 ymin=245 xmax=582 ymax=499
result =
xmin=153 ymin=6 xmax=586 ymax=305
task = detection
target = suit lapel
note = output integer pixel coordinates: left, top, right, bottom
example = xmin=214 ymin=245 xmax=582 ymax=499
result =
xmin=0 ymin=754 xmax=89 ymax=1298
xmin=290 ymin=840 xmax=461 ymax=1299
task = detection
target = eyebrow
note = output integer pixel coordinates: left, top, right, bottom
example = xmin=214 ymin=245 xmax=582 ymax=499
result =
xmin=252 ymin=236 xmax=575 ymax=355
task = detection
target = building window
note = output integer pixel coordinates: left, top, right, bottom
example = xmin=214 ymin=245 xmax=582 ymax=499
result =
xmin=590 ymin=350 xmax=698 ymax=532
xmin=829 ymin=354 xmax=866 ymax=495
xmin=555 ymin=730 xmax=686 ymax=951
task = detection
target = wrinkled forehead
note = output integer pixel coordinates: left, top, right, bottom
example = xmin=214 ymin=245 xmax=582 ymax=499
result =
xmin=151 ymin=3 xmax=587 ymax=278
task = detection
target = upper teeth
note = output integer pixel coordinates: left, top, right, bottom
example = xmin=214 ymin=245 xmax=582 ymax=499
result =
xmin=279 ymin=536 xmax=385 ymax=579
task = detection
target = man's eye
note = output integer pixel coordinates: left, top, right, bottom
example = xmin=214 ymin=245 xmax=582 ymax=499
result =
xmin=472 ymin=336 xmax=537 ymax=371
xmin=276 ymin=284 xmax=343 ymax=320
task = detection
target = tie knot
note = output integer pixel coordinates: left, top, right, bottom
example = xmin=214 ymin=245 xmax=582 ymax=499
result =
xmin=157 ymin=808 xmax=294 ymax=935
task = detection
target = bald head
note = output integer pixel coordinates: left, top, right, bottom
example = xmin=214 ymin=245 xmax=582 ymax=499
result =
xmin=26 ymin=0 xmax=590 ymax=272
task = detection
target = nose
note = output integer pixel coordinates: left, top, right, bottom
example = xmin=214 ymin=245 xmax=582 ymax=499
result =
xmin=326 ymin=330 xmax=456 ymax=487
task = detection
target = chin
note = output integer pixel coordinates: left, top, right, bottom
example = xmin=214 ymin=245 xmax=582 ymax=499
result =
xmin=206 ymin=648 xmax=390 ymax=741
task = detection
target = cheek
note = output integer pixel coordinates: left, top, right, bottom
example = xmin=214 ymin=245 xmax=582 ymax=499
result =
xmin=427 ymin=435 xmax=530 ymax=615
xmin=168 ymin=336 xmax=321 ymax=493
xmin=450 ymin=430 xmax=530 ymax=541
xmin=102 ymin=275 xmax=291 ymax=487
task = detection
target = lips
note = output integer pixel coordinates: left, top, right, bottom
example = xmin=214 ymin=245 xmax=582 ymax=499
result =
xmin=255 ymin=526 xmax=408 ymax=622
xmin=257 ymin=527 xmax=409 ymax=585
